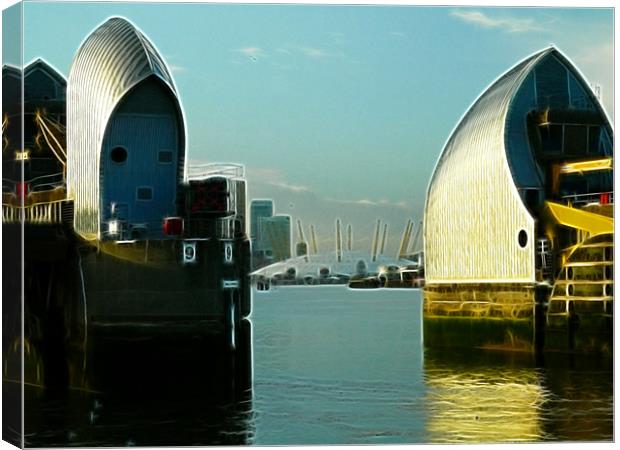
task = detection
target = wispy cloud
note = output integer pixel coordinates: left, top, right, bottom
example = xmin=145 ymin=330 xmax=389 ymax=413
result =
xmin=325 ymin=197 xmax=411 ymax=210
xmin=275 ymin=44 xmax=337 ymax=60
xmin=247 ymin=167 xmax=313 ymax=193
xmin=234 ymin=46 xmax=266 ymax=61
xmin=168 ymin=64 xmax=187 ymax=74
xmin=246 ymin=168 xmax=411 ymax=211
xmin=163 ymin=54 xmax=188 ymax=74
xmin=300 ymin=46 xmax=331 ymax=59
xmin=451 ymin=9 xmax=546 ymax=33
xmin=388 ymin=31 xmax=407 ymax=39
xmin=269 ymin=181 xmax=312 ymax=193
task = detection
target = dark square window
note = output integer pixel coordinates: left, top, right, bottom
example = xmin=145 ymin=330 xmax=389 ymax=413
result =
xmin=588 ymin=126 xmax=601 ymax=154
xmin=539 ymin=124 xmax=563 ymax=154
xmin=137 ymin=187 xmax=153 ymax=200
xmin=564 ymin=125 xmax=588 ymax=156
xmin=158 ymin=150 xmax=173 ymax=163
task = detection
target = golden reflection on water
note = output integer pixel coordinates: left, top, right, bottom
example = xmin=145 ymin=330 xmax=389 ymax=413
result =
xmin=424 ymin=361 xmax=550 ymax=443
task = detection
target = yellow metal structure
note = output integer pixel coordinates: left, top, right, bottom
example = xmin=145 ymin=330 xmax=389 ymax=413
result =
xmin=560 ymin=158 xmax=612 ymax=174
xmin=545 ymin=201 xmax=613 ymax=237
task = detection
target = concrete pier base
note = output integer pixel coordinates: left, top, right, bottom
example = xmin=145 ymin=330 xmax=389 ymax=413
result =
xmin=424 ymin=316 xmax=535 ymax=352
xmin=423 ymin=284 xmax=538 ymax=352
xmin=545 ymin=312 xmax=612 ymax=355
xmin=423 ymin=283 xmax=611 ymax=355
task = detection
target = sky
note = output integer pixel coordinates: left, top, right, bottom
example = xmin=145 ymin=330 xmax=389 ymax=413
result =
xmin=4 ymin=2 xmax=615 ymax=255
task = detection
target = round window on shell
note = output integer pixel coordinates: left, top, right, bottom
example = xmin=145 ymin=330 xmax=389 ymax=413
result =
xmin=110 ymin=146 xmax=128 ymax=164
xmin=518 ymin=229 xmax=528 ymax=248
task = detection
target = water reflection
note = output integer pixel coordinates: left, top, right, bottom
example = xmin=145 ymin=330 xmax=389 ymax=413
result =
xmin=20 ymin=319 xmax=254 ymax=447
xmin=9 ymin=286 xmax=613 ymax=445
xmin=424 ymin=350 xmax=548 ymax=443
xmin=424 ymin=349 xmax=612 ymax=443
xmin=537 ymin=353 xmax=613 ymax=441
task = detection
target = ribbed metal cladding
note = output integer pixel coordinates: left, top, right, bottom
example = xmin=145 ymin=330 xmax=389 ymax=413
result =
xmin=423 ymin=49 xmax=553 ymax=284
xmin=67 ymin=17 xmax=184 ymax=239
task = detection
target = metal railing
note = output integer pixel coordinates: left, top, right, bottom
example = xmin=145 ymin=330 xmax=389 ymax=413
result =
xmin=2 ymin=199 xmax=67 ymax=224
xmin=561 ymin=191 xmax=614 ymax=206
xmin=2 ymin=204 xmax=20 ymax=222
xmin=2 ymin=171 xmax=65 ymax=194
xmin=187 ymin=163 xmax=245 ymax=180
xmin=28 ymin=172 xmax=65 ymax=192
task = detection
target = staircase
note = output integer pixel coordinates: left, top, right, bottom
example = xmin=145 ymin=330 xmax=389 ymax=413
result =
xmin=547 ymin=233 xmax=613 ymax=319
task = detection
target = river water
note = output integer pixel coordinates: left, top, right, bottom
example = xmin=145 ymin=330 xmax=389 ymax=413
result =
xmin=14 ymin=286 xmax=613 ymax=446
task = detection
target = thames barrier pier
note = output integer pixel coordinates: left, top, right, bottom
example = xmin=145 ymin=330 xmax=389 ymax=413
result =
xmin=3 ymin=18 xmax=252 ymax=354
xmin=423 ymin=47 xmax=613 ymax=355
xmin=66 ymin=18 xmax=251 ymax=338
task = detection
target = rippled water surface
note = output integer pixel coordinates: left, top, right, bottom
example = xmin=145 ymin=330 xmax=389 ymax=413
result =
xmin=13 ymin=286 xmax=613 ymax=446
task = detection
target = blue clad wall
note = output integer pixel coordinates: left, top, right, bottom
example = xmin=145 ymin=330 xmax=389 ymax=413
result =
xmin=101 ymin=77 xmax=179 ymax=239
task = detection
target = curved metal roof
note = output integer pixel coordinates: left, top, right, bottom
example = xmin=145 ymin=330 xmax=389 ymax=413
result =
xmin=427 ymin=48 xmax=549 ymax=199
xmin=24 ymin=58 xmax=67 ymax=85
xmin=67 ymin=17 xmax=184 ymax=239
xmin=423 ymin=46 xmax=612 ymax=284
xmin=423 ymin=49 xmax=549 ymax=284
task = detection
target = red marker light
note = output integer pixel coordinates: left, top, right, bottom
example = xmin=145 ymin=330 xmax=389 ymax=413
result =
xmin=16 ymin=182 xmax=29 ymax=198
xmin=600 ymin=193 xmax=609 ymax=204
xmin=163 ymin=217 xmax=184 ymax=236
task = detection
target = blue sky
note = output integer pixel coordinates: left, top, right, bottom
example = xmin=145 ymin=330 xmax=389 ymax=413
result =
xmin=10 ymin=2 xmax=615 ymax=254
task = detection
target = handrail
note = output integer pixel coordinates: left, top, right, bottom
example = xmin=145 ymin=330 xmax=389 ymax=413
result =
xmin=2 ymin=172 xmax=65 ymax=194
xmin=2 ymin=198 xmax=69 ymax=208
xmin=27 ymin=171 xmax=64 ymax=184
xmin=187 ymin=163 xmax=244 ymax=180
xmin=2 ymin=198 xmax=70 ymax=224
xmin=561 ymin=191 xmax=613 ymax=199
xmin=561 ymin=191 xmax=613 ymax=205
xmin=3 ymin=172 xmax=64 ymax=185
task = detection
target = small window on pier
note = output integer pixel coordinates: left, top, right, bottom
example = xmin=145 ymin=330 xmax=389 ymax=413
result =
xmin=158 ymin=150 xmax=173 ymax=164
xmin=136 ymin=187 xmax=153 ymax=201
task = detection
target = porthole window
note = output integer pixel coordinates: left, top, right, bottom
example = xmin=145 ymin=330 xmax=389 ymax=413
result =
xmin=518 ymin=229 xmax=528 ymax=248
xmin=110 ymin=146 xmax=128 ymax=164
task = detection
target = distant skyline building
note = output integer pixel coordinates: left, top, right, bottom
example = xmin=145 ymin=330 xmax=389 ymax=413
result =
xmin=260 ymin=215 xmax=292 ymax=262
xmin=249 ymin=199 xmax=274 ymax=242
xmin=250 ymin=199 xmax=293 ymax=268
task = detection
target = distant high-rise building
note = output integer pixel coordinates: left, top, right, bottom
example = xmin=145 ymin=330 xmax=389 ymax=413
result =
xmin=250 ymin=199 xmax=274 ymax=242
xmin=259 ymin=215 xmax=292 ymax=262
